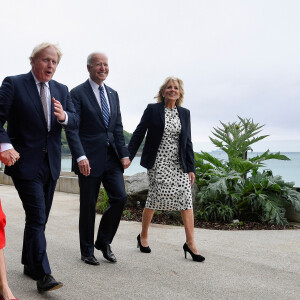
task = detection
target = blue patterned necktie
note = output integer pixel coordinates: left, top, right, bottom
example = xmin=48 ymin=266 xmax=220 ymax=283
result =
xmin=99 ymin=86 xmax=110 ymax=127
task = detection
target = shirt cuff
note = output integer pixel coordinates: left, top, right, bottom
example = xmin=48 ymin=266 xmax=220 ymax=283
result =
xmin=58 ymin=111 xmax=68 ymax=125
xmin=0 ymin=143 xmax=13 ymax=152
xmin=77 ymin=155 xmax=87 ymax=163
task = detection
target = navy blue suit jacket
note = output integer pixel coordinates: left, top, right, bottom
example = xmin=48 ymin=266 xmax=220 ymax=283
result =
xmin=66 ymin=80 xmax=129 ymax=177
xmin=0 ymin=72 xmax=78 ymax=180
xmin=128 ymin=102 xmax=196 ymax=174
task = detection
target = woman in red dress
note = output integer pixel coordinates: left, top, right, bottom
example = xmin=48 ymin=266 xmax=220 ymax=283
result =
xmin=0 ymin=200 xmax=18 ymax=300
xmin=0 ymin=145 xmax=19 ymax=299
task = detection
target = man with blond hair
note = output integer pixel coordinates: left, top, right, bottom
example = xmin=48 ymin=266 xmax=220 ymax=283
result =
xmin=0 ymin=42 xmax=78 ymax=293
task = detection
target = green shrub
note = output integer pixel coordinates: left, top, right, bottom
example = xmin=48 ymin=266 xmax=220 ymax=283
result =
xmin=195 ymin=117 xmax=300 ymax=225
xmin=123 ymin=209 xmax=132 ymax=218
xmin=96 ymin=188 xmax=109 ymax=214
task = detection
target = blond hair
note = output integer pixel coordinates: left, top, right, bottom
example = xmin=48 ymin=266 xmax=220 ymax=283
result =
xmin=155 ymin=76 xmax=184 ymax=107
xmin=29 ymin=43 xmax=62 ymax=65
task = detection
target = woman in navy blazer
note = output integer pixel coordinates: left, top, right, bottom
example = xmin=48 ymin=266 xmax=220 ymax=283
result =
xmin=128 ymin=77 xmax=205 ymax=262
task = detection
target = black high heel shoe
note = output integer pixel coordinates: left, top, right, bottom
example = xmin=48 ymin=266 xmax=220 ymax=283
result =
xmin=137 ymin=234 xmax=151 ymax=253
xmin=183 ymin=243 xmax=205 ymax=262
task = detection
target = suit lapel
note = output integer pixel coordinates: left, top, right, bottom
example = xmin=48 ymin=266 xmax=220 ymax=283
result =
xmin=104 ymin=84 xmax=114 ymax=129
xmin=24 ymin=72 xmax=47 ymax=128
xmin=49 ymin=81 xmax=58 ymax=131
xmin=176 ymin=105 xmax=184 ymax=141
xmin=84 ymin=80 xmax=105 ymax=125
xmin=159 ymin=101 xmax=165 ymax=127
xmin=176 ymin=105 xmax=184 ymax=126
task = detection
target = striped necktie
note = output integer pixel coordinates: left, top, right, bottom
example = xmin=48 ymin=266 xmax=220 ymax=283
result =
xmin=99 ymin=86 xmax=110 ymax=127
xmin=40 ymin=82 xmax=49 ymax=128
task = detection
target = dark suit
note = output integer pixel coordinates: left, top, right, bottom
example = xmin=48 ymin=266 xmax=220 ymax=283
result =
xmin=128 ymin=101 xmax=196 ymax=174
xmin=0 ymin=72 xmax=78 ymax=278
xmin=66 ymin=79 xmax=129 ymax=257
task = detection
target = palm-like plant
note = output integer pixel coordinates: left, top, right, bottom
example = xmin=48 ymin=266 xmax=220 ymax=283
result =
xmin=195 ymin=117 xmax=300 ymax=225
xmin=210 ymin=116 xmax=267 ymax=159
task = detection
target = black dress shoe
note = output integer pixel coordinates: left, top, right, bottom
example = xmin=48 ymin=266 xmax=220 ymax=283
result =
xmin=81 ymin=255 xmax=100 ymax=266
xmin=23 ymin=265 xmax=39 ymax=280
xmin=37 ymin=274 xmax=63 ymax=293
xmin=95 ymin=242 xmax=117 ymax=263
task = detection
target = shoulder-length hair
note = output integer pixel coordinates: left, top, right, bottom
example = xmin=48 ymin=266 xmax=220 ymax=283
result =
xmin=155 ymin=76 xmax=184 ymax=107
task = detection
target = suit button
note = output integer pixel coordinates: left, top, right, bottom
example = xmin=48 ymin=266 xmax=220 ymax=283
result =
xmin=42 ymin=148 xmax=47 ymax=152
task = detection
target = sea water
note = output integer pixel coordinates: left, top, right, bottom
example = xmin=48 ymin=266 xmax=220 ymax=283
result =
xmin=61 ymin=152 xmax=300 ymax=187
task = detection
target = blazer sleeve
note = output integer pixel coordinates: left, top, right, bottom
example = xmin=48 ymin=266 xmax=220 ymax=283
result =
xmin=128 ymin=104 xmax=151 ymax=161
xmin=65 ymin=90 xmax=86 ymax=159
xmin=185 ymin=110 xmax=196 ymax=173
xmin=112 ymin=92 xmax=130 ymax=159
xmin=0 ymin=77 xmax=14 ymax=143
xmin=62 ymin=86 xmax=79 ymax=131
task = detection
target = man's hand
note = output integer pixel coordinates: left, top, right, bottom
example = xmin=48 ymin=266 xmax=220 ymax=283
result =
xmin=121 ymin=158 xmax=131 ymax=169
xmin=0 ymin=149 xmax=20 ymax=166
xmin=53 ymin=97 xmax=66 ymax=121
xmin=188 ymin=172 xmax=195 ymax=186
xmin=78 ymin=158 xmax=91 ymax=176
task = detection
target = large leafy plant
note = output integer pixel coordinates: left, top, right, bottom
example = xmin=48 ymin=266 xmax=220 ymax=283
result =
xmin=195 ymin=117 xmax=300 ymax=225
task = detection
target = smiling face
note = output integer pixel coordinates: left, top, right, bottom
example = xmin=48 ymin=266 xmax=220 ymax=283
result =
xmin=31 ymin=46 xmax=58 ymax=82
xmin=163 ymin=80 xmax=180 ymax=104
xmin=87 ymin=53 xmax=109 ymax=85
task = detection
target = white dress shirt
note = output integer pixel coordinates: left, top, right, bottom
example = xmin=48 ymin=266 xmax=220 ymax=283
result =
xmin=77 ymin=78 xmax=111 ymax=163
xmin=88 ymin=77 xmax=111 ymax=112
xmin=33 ymin=73 xmax=52 ymax=132
xmin=77 ymin=78 xmax=128 ymax=164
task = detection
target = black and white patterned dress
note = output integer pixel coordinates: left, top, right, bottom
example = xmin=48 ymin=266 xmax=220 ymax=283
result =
xmin=146 ymin=106 xmax=193 ymax=211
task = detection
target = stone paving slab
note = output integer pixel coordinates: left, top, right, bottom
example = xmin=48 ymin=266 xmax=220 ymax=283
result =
xmin=0 ymin=184 xmax=300 ymax=300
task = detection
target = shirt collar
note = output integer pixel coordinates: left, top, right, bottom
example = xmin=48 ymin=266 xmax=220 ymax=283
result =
xmin=31 ymin=70 xmax=50 ymax=88
xmin=89 ymin=77 xmax=105 ymax=90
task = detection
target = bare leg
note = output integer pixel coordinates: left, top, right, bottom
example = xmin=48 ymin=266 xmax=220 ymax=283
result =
xmin=0 ymin=249 xmax=15 ymax=300
xmin=181 ymin=209 xmax=199 ymax=254
xmin=140 ymin=208 xmax=155 ymax=247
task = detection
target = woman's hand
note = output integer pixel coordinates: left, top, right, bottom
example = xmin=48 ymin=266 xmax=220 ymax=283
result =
xmin=188 ymin=172 xmax=195 ymax=186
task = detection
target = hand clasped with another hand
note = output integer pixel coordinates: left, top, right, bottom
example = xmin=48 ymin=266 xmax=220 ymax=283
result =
xmin=121 ymin=158 xmax=131 ymax=169
xmin=0 ymin=149 xmax=20 ymax=166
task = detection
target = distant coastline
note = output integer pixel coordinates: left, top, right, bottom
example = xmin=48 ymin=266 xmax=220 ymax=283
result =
xmin=61 ymin=152 xmax=300 ymax=187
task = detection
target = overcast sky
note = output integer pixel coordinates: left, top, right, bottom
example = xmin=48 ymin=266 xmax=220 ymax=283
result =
xmin=0 ymin=0 xmax=299 ymax=152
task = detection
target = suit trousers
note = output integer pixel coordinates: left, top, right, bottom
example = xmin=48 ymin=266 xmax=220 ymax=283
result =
xmin=12 ymin=153 xmax=56 ymax=278
xmin=78 ymin=147 xmax=127 ymax=257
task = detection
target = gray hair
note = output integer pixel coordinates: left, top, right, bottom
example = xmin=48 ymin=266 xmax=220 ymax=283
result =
xmin=87 ymin=52 xmax=107 ymax=66
xmin=29 ymin=42 xmax=62 ymax=66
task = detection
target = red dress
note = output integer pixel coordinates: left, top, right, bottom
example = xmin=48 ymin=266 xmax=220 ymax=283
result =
xmin=0 ymin=144 xmax=5 ymax=249
xmin=0 ymin=200 xmax=6 ymax=249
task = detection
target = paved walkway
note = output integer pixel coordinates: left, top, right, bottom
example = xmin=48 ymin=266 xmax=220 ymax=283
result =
xmin=1 ymin=184 xmax=300 ymax=300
